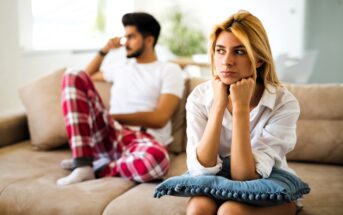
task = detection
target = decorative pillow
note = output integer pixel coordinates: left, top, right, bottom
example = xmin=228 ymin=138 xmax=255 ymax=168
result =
xmin=19 ymin=68 xmax=112 ymax=150
xmin=169 ymin=78 xmax=189 ymax=153
xmin=19 ymin=68 xmax=68 ymax=150
xmin=154 ymin=159 xmax=310 ymax=206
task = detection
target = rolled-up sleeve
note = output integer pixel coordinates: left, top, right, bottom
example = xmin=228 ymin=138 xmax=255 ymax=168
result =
xmin=185 ymin=89 xmax=223 ymax=176
xmin=252 ymin=99 xmax=300 ymax=178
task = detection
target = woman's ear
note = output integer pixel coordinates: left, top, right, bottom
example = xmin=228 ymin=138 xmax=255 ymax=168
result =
xmin=256 ymin=60 xmax=263 ymax=68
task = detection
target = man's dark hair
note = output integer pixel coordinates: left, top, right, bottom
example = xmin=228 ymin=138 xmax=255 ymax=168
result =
xmin=122 ymin=12 xmax=161 ymax=47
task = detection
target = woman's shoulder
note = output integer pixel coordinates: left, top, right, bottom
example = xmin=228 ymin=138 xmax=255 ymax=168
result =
xmin=271 ymin=84 xmax=300 ymax=111
xmin=192 ymin=79 xmax=211 ymax=92
xmin=188 ymin=80 xmax=213 ymax=104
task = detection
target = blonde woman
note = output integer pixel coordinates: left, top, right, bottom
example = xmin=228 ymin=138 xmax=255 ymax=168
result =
xmin=186 ymin=10 xmax=301 ymax=214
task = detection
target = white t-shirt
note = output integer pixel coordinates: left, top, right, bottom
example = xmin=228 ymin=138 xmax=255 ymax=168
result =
xmin=186 ymin=80 xmax=300 ymax=178
xmin=102 ymin=59 xmax=184 ymax=146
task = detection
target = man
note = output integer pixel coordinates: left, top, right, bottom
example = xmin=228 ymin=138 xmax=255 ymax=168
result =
xmin=57 ymin=12 xmax=184 ymax=186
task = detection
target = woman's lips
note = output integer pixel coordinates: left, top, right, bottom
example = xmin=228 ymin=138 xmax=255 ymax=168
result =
xmin=220 ymin=71 xmax=237 ymax=77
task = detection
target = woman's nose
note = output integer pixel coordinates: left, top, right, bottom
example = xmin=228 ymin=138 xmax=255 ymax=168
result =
xmin=222 ymin=53 xmax=234 ymax=67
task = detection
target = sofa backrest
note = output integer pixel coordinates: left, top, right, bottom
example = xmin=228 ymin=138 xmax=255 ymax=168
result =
xmin=19 ymin=68 xmax=343 ymax=165
xmin=95 ymin=79 xmax=189 ymax=154
xmin=186 ymin=77 xmax=343 ymax=165
xmin=284 ymin=83 xmax=343 ymax=164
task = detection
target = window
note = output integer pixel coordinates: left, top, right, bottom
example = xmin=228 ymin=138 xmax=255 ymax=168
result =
xmin=19 ymin=0 xmax=134 ymax=51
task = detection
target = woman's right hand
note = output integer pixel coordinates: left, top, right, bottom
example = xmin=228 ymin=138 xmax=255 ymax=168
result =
xmin=211 ymin=75 xmax=229 ymax=110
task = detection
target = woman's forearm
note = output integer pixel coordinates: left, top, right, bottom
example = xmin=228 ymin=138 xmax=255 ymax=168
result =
xmin=196 ymin=103 xmax=225 ymax=167
xmin=230 ymin=107 xmax=260 ymax=180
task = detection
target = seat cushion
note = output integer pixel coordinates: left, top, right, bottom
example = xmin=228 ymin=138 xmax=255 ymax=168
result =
xmin=289 ymin=162 xmax=343 ymax=215
xmin=103 ymin=183 xmax=188 ymax=215
xmin=0 ymin=141 xmax=136 ymax=215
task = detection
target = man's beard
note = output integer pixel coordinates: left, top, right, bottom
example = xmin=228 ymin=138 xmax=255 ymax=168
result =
xmin=126 ymin=42 xmax=145 ymax=58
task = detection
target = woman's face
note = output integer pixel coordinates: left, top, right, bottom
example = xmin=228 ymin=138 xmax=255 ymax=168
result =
xmin=214 ymin=31 xmax=256 ymax=85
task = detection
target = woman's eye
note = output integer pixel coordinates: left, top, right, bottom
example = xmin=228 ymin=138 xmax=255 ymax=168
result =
xmin=235 ymin=49 xmax=246 ymax=55
xmin=215 ymin=49 xmax=225 ymax=54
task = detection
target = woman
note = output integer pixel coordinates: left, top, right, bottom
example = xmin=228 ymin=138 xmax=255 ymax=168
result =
xmin=186 ymin=10 xmax=301 ymax=215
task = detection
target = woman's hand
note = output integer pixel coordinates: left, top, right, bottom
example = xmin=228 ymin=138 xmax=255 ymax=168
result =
xmin=230 ymin=77 xmax=255 ymax=110
xmin=211 ymin=75 xmax=229 ymax=110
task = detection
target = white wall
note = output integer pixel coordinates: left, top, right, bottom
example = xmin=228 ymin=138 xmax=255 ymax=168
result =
xmin=0 ymin=0 xmax=96 ymax=112
xmin=136 ymin=0 xmax=305 ymax=58
xmin=1 ymin=0 xmax=342 ymax=112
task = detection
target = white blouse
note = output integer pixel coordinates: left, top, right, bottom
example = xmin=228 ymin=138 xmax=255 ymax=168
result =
xmin=186 ymin=81 xmax=300 ymax=178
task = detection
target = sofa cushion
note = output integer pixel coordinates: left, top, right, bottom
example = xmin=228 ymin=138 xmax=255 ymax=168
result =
xmin=19 ymin=68 xmax=68 ymax=150
xmin=154 ymin=157 xmax=310 ymax=206
xmin=285 ymin=83 xmax=343 ymax=164
xmin=0 ymin=141 xmax=137 ymax=215
xmin=285 ymin=83 xmax=343 ymax=120
xmin=289 ymin=162 xmax=343 ymax=215
xmin=104 ymin=183 xmax=188 ymax=215
xmin=287 ymin=119 xmax=343 ymax=164
xmin=0 ymin=111 xmax=29 ymax=147
xmin=169 ymin=79 xmax=189 ymax=153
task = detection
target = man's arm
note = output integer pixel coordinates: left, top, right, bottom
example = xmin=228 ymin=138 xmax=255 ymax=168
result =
xmin=112 ymin=94 xmax=180 ymax=129
xmin=86 ymin=37 xmax=122 ymax=81
xmin=85 ymin=53 xmax=106 ymax=81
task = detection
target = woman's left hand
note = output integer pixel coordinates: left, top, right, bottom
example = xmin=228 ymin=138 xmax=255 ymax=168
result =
xmin=230 ymin=77 xmax=255 ymax=110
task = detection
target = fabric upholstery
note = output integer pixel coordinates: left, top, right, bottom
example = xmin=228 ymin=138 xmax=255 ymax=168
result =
xmin=19 ymin=68 xmax=68 ymax=150
xmin=285 ymin=83 xmax=343 ymax=120
xmin=169 ymin=79 xmax=189 ymax=153
xmin=289 ymin=162 xmax=343 ymax=215
xmin=0 ymin=141 xmax=136 ymax=215
xmin=0 ymin=111 xmax=29 ymax=147
xmin=287 ymin=119 xmax=343 ymax=164
xmin=103 ymin=183 xmax=188 ymax=215
xmin=285 ymin=83 xmax=343 ymax=164
xmin=2 ymin=74 xmax=341 ymax=214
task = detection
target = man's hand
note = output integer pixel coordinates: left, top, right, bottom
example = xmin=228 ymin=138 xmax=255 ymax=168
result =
xmin=101 ymin=37 xmax=123 ymax=53
xmin=85 ymin=37 xmax=123 ymax=78
xmin=111 ymin=94 xmax=180 ymax=129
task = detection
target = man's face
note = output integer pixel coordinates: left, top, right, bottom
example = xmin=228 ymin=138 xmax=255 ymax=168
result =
xmin=123 ymin=26 xmax=146 ymax=58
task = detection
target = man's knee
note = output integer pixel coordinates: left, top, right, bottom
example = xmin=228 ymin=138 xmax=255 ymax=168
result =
xmin=63 ymin=69 xmax=89 ymax=86
xmin=131 ymin=156 xmax=169 ymax=182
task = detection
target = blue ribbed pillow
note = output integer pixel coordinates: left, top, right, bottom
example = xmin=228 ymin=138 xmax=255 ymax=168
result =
xmin=154 ymin=159 xmax=310 ymax=206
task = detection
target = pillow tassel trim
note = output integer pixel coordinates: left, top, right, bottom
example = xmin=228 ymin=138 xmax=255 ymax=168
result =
xmin=154 ymin=168 xmax=310 ymax=206
xmin=154 ymin=183 xmax=307 ymax=201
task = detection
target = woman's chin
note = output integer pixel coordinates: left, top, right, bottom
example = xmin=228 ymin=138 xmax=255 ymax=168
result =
xmin=218 ymin=77 xmax=235 ymax=85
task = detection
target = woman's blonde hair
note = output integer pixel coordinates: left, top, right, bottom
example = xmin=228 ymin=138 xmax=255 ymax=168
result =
xmin=209 ymin=10 xmax=281 ymax=87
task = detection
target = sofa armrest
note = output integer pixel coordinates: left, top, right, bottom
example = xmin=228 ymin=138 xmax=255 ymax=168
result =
xmin=0 ymin=110 xmax=29 ymax=147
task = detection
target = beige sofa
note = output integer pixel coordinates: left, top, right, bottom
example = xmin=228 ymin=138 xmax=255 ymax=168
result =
xmin=0 ymin=69 xmax=342 ymax=215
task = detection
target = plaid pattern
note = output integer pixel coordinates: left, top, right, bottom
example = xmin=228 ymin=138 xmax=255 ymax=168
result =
xmin=61 ymin=70 xmax=169 ymax=182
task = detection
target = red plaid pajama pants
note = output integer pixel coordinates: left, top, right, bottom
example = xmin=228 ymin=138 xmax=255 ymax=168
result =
xmin=61 ymin=70 xmax=170 ymax=182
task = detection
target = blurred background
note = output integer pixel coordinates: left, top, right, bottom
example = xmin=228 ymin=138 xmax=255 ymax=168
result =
xmin=0 ymin=0 xmax=342 ymax=113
